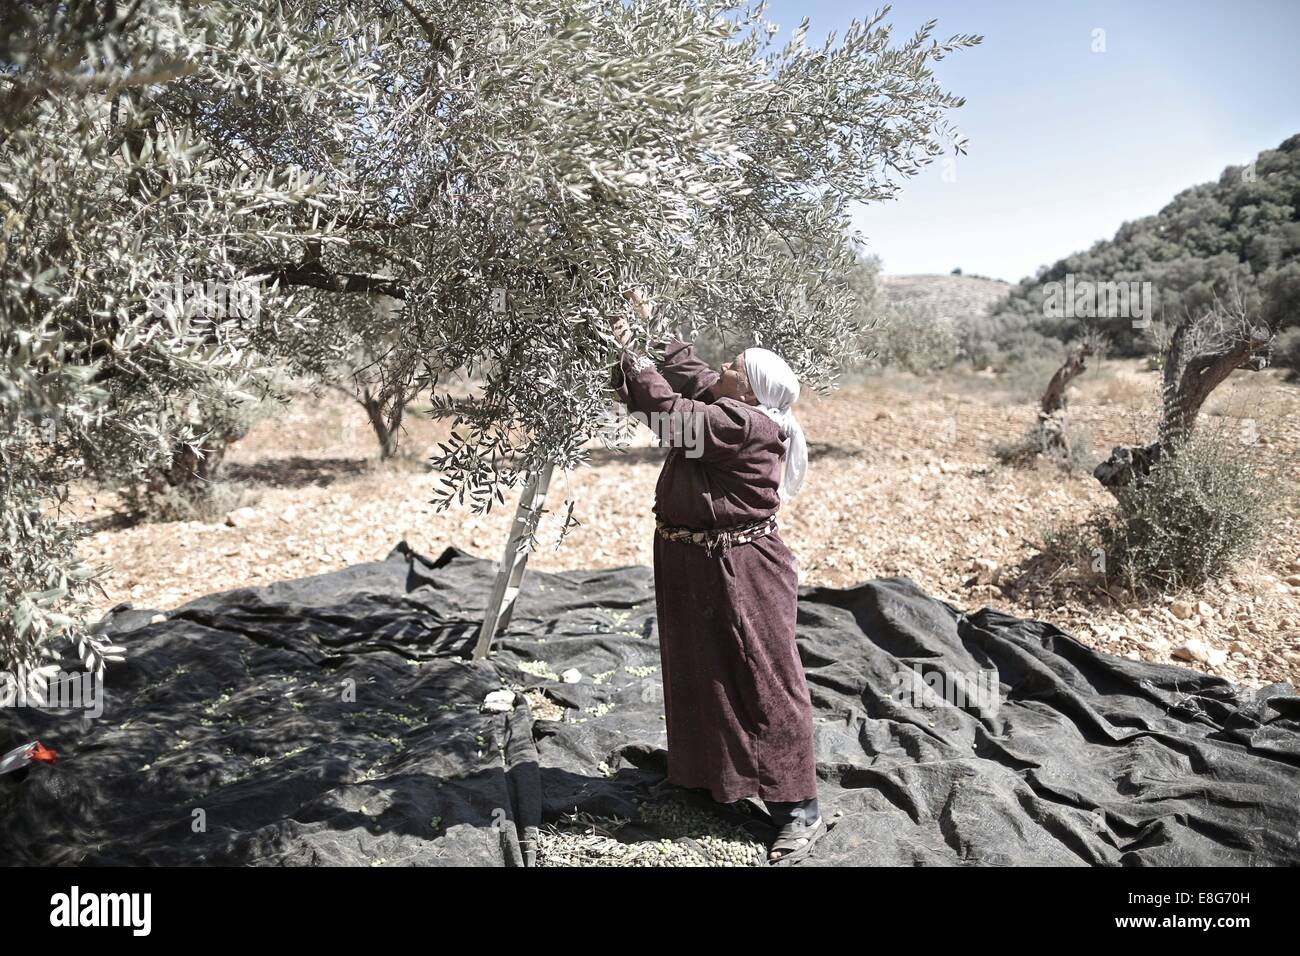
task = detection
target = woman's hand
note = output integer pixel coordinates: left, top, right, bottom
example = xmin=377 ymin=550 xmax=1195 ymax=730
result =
xmin=610 ymin=314 xmax=634 ymax=349
xmin=609 ymin=286 xmax=651 ymax=349
xmin=623 ymin=286 xmax=653 ymax=322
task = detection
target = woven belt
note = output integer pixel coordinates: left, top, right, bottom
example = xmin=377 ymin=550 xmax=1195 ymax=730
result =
xmin=654 ymin=513 xmax=778 ymax=556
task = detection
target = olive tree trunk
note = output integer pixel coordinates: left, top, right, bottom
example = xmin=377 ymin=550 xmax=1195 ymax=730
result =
xmin=1093 ymin=322 xmax=1272 ymax=492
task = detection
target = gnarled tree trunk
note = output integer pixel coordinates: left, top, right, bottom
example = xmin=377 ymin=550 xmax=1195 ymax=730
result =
xmin=1036 ymin=343 xmax=1093 ymax=456
xmin=1041 ymin=343 xmax=1093 ymax=417
xmin=361 ymin=385 xmax=407 ymax=459
xmin=1094 ymin=322 xmax=1272 ymax=492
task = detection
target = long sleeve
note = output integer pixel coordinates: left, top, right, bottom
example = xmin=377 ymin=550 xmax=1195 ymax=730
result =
xmin=614 ymin=349 xmax=750 ymax=464
xmin=657 ymin=336 xmax=721 ymax=400
xmin=611 ymin=334 xmax=720 ymax=407
xmin=610 ymin=351 xmax=638 ymax=408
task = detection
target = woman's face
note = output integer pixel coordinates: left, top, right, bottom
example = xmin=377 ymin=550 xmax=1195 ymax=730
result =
xmin=715 ymin=351 xmax=756 ymax=403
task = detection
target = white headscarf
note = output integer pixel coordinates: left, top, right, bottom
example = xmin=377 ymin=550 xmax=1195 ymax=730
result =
xmin=742 ymin=347 xmax=808 ymax=501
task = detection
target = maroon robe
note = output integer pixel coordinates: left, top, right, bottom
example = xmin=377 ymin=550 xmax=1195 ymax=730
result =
xmin=612 ymin=339 xmax=817 ymax=804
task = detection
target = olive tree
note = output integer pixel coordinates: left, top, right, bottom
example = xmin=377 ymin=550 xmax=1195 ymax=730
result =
xmin=2 ymin=0 xmax=978 ymax=682
xmin=0 ymin=0 xmax=384 ymax=690
xmin=239 ymin=0 xmax=980 ymax=509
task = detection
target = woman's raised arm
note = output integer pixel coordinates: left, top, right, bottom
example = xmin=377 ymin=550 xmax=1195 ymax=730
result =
xmin=656 ymin=336 xmax=721 ymax=400
xmin=607 ymin=290 xmax=747 ymax=463
xmin=616 ymin=351 xmax=749 ymax=463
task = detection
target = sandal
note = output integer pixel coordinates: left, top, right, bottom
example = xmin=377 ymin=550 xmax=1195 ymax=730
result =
xmin=767 ymin=815 xmax=826 ymax=865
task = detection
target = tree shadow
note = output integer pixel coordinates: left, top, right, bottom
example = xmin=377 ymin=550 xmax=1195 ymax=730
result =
xmin=807 ymin=441 xmax=866 ymax=462
xmin=995 ymin=536 xmax=1171 ymax=614
xmin=581 ymin=441 xmax=863 ymax=467
xmin=223 ymin=455 xmax=378 ymax=489
xmin=582 ymin=446 xmax=670 ymax=468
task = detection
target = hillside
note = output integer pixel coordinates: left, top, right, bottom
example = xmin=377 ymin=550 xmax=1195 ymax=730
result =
xmin=879 ymin=273 xmax=1012 ymax=321
xmin=978 ymin=133 xmax=1300 ymax=358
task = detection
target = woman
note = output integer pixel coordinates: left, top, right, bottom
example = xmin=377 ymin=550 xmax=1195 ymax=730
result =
xmin=609 ymin=290 xmax=825 ymax=864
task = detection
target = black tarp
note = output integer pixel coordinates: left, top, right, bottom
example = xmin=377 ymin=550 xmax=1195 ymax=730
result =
xmin=2 ymin=541 xmax=1298 ymax=866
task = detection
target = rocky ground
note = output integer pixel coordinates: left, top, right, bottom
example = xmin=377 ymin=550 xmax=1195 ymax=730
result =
xmin=67 ymin=350 xmax=1300 ymax=691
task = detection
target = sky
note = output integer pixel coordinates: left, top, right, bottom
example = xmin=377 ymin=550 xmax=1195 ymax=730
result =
xmin=760 ymin=0 xmax=1300 ymax=283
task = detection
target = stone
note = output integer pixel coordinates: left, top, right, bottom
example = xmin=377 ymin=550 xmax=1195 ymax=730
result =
xmin=481 ymin=690 xmax=514 ymax=713
xmin=971 ymin=557 xmax=1000 ymax=585
xmin=225 ymin=507 xmax=258 ymax=528
xmin=1173 ymin=640 xmax=1210 ymax=663
xmin=1173 ymin=640 xmax=1227 ymax=668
